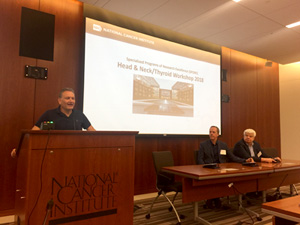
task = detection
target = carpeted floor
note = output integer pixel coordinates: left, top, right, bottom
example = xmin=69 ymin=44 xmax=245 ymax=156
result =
xmin=134 ymin=184 xmax=300 ymax=225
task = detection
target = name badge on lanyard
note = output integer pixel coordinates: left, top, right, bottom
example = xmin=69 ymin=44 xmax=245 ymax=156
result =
xmin=220 ymin=149 xmax=226 ymax=155
xmin=257 ymin=151 xmax=262 ymax=157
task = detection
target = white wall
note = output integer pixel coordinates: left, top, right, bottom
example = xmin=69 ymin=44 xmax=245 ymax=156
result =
xmin=280 ymin=63 xmax=300 ymax=159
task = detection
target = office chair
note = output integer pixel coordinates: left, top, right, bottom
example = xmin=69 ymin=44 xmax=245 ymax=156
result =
xmin=145 ymin=151 xmax=184 ymax=225
xmin=194 ymin=149 xmax=199 ymax=164
xmin=262 ymin=147 xmax=278 ymax=158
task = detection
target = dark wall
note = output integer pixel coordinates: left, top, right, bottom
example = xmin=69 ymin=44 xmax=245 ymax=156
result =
xmin=0 ymin=0 xmax=280 ymax=212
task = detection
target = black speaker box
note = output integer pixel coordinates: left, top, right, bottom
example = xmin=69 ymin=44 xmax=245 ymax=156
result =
xmin=19 ymin=7 xmax=55 ymax=61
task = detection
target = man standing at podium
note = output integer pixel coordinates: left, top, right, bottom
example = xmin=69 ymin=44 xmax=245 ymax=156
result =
xmin=32 ymin=87 xmax=95 ymax=131
xmin=11 ymin=88 xmax=95 ymax=157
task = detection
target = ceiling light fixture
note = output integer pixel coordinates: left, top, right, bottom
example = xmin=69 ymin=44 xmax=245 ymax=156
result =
xmin=286 ymin=21 xmax=300 ymax=28
xmin=233 ymin=0 xmax=241 ymax=2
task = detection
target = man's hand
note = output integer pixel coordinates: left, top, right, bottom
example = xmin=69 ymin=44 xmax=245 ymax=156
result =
xmin=245 ymin=158 xmax=254 ymax=163
xmin=273 ymin=157 xmax=281 ymax=162
xmin=262 ymin=157 xmax=277 ymax=163
xmin=87 ymin=125 xmax=96 ymax=131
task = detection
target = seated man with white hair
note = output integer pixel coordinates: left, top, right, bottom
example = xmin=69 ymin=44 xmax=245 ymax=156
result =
xmin=233 ymin=128 xmax=281 ymax=163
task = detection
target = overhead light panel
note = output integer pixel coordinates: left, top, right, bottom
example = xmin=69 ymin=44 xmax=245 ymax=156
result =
xmin=286 ymin=21 xmax=300 ymax=28
xmin=233 ymin=0 xmax=241 ymax=2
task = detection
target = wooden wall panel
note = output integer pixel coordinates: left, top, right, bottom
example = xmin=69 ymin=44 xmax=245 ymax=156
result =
xmin=230 ymin=50 xmax=259 ymax=142
xmin=256 ymin=58 xmax=280 ymax=152
xmin=0 ymin=0 xmax=38 ymax=211
xmin=219 ymin=47 xmax=232 ymax=146
xmin=221 ymin=48 xmax=280 ymax=152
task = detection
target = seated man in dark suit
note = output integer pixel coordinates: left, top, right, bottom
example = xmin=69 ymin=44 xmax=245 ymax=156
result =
xmin=233 ymin=128 xmax=281 ymax=163
xmin=197 ymin=126 xmax=253 ymax=208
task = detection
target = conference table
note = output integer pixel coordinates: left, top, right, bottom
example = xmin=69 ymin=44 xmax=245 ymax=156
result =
xmin=262 ymin=195 xmax=300 ymax=225
xmin=162 ymin=160 xmax=300 ymax=224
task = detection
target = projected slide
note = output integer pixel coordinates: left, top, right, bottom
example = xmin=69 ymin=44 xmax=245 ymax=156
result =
xmin=84 ymin=18 xmax=221 ymax=135
xmin=133 ymin=75 xmax=194 ymax=117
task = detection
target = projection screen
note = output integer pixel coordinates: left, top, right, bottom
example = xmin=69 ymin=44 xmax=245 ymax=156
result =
xmin=83 ymin=17 xmax=221 ymax=135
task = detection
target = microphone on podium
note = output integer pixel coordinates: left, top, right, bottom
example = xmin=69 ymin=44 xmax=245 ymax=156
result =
xmin=40 ymin=121 xmax=55 ymax=130
xmin=42 ymin=199 xmax=54 ymax=225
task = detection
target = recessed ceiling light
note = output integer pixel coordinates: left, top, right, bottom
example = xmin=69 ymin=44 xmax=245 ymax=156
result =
xmin=286 ymin=21 xmax=300 ymax=28
xmin=233 ymin=0 xmax=241 ymax=2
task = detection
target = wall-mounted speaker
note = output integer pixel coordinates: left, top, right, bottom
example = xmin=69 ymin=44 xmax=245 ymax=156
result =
xmin=19 ymin=7 xmax=55 ymax=61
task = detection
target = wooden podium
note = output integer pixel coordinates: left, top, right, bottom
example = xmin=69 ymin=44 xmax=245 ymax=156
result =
xmin=15 ymin=130 xmax=138 ymax=225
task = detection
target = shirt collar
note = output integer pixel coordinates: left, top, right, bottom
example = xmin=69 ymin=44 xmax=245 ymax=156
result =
xmin=56 ymin=106 xmax=73 ymax=117
xmin=243 ymin=139 xmax=254 ymax=147
xmin=210 ymin=140 xmax=218 ymax=146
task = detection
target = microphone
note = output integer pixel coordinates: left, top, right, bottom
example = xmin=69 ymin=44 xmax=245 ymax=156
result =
xmin=40 ymin=121 xmax=55 ymax=130
xmin=73 ymin=119 xmax=78 ymax=130
xmin=42 ymin=199 xmax=54 ymax=225
xmin=47 ymin=199 xmax=54 ymax=210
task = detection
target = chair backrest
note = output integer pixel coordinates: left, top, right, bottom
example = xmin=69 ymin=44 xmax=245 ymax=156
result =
xmin=152 ymin=151 xmax=175 ymax=186
xmin=194 ymin=150 xmax=199 ymax=164
xmin=262 ymin=148 xmax=279 ymax=158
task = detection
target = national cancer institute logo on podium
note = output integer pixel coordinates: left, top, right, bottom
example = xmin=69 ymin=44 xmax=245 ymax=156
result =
xmin=50 ymin=172 xmax=118 ymax=222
